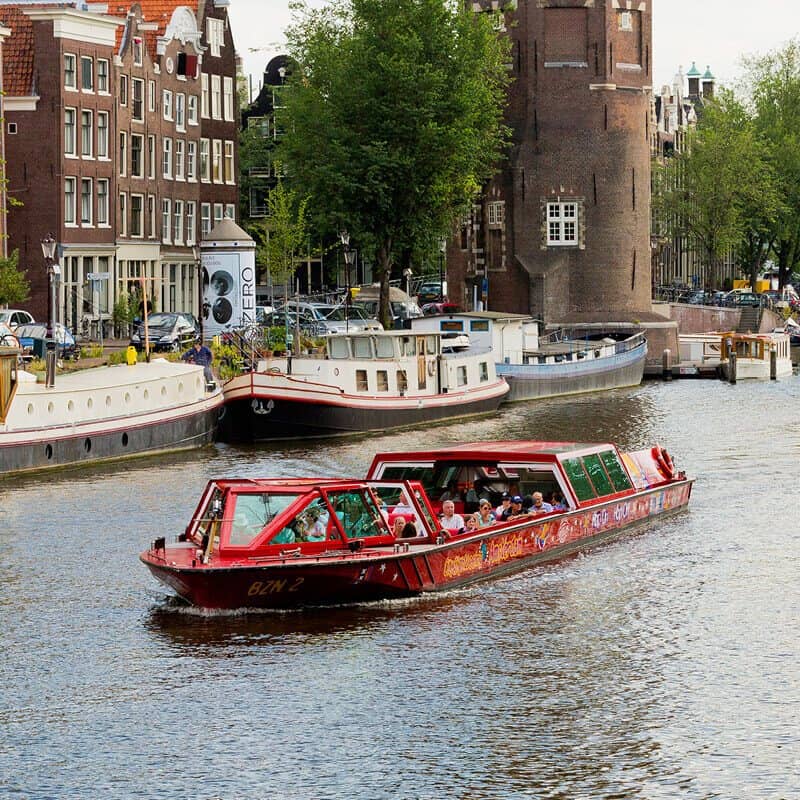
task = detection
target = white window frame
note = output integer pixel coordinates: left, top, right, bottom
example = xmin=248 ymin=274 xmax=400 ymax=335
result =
xmin=200 ymin=202 xmax=211 ymax=236
xmin=147 ymin=135 xmax=156 ymax=179
xmin=201 ymin=73 xmax=209 ymax=119
xmin=119 ymin=74 xmax=128 ymax=106
xmin=119 ymin=131 xmax=127 ymax=177
xmin=131 ymin=133 xmax=144 ymax=178
xmin=64 ymin=177 xmax=77 ymax=225
xmin=131 ymin=193 xmax=144 ymax=238
xmin=162 ymin=136 xmax=173 ymax=179
xmin=81 ymin=56 xmax=93 ymax=92
xmin=81 ymin=109 xmax=93 ymax=158
xmin=200 ymin=138 xmax=210 ymax=182
xmin=224 ymin=204 xmax=235 ymax=222
xmin=223 ymin=77 xmax=234 ymax=121
xmin=207 ymin=17 xmax=224 ymax=58
xmin=148 ymin=79 xmax=156 ymax=113
xmin=97 ymin=179 xmax=109 ymax=226
xmin=147 ymin=194 xmax=156 ymax=238
xmin=175 ymin=93 xmax=186 ymax=131
xmin=64 ymin=53 xmax=77 ymax=90
xmin=81 ymin=178 xmax=93 ymax=225
xmin=119 ymin=192 xmax=128 ymax=237
xmin=187 ymin=95 xmax=199 ymax=125
xmin=97 ymin=59 xmax=109 ymax=93
xmin=487 ymin=201 xmax=505 ymax=227
xmin=212 ymin=139 xmax=222 ymax=183
xmin=223 ymin=140 xmax=234 ymax=184
xmin=162 ymin=89 xmax=173 ymax=121
xmin=546 ymin=201 xmax=579 ymax=246
xmin=132 ymin=77 xmax=144 ymax=122
xmin=173 ymin=199 xmax=184 ymax=245
xmin=213 ymin=203 xmax=224 ymax=226
xmin=133 ymin=36 xmax=143 ymax=66
xmin=64 ymin=108 xmax=77 ymax=157
xmin=187 ymin=140 xmax=197 ymax=181
xmin=186 ymin=201 xmax=196 ymax=245
xmin=175 ymin=139 xmax=185 ymax=181
xmin=161 ymin=198 xmax=172 ymax=244
xmin=97 ymin=111 xmax=109 ymax=159
xmin=211 ymin=75 xmax=222 ymax=120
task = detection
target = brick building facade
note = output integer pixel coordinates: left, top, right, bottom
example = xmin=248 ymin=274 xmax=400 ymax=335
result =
xmin=0 ymin=0 xmax=238 ymax=333
xmin=449 ymin=0 xmax=656 ymax=324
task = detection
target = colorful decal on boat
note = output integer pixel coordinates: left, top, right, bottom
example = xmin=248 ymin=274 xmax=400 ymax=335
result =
xmin=442 ymin=532 xmax=525 ymax=580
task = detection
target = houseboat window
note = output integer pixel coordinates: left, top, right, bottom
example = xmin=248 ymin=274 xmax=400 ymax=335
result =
xmin=479 ymin=362 xmax=489 ymax=382
xmin=352 ymin=337 xmax=374 ymax=359
xmin=376 ymin=370 xmax=389 ymax=391
xmin=328 ymin=489 xmax=386 ymax=539
xmin=562 ymin=458 xmax=597 ymax=502
xmin=425 ymin=335 xmax=438 ymax=355
xmin=230 ymin=492 xmax=301 ymax=546
xmin=328 ymin=337 xmax=350 ymax=359
xmin=598 ymin=450 xmax=633 ymax=492
xmin=375 ymin=337 xmax=395 ymax=358
xmin=457 ymin=365 xmax=468 ymax=386
xmin=397 ymin=370 xmax=408 ymax=392
xmin=401 ymin=337 xmax=416 ymax=356
xmin=271 ymin=497 xmax=334 ymax=544
xmin=582 ymin=454 xmax=615 ymax=496
xmin=356 ymin=369 xmax=369 ymax=391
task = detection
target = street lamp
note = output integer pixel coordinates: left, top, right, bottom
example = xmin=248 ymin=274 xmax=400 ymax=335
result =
xmin=339 ymin=230 xmax=354 ymax=332
xmin=192 ymin=245 xmax=204 ymax=343
xmin=40 ymin=234 xmax=58 ymax=388
xmin=438 ymin=236 xmax=447 ymax=302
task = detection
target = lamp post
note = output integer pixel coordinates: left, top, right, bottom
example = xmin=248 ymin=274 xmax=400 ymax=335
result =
xmin=192 ymin=245 xmax=204 ymax=343
xmin=438 ymin=236 xmax=447 ymax=303
xmin=40 ymin=234 xmax=58 ymax=388
xmin=339 ymin=229 xmax=354 ymax=332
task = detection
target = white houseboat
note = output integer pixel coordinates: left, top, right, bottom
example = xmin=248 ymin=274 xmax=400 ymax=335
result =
xmin=219 ymin=329 xmax=509 ymax=441
xmin=719 ymin=332 xmax=793 ymax=380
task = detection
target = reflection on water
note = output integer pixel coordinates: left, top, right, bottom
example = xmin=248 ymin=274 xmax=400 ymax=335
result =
xmin=1 ymin=380 xmax=799 ymax=799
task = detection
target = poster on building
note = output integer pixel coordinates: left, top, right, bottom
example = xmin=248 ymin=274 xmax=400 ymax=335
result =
xmin=200 ymin=250 xmax=256 ymax=337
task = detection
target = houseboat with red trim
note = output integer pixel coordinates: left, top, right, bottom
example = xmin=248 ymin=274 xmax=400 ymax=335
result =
xmin=141 ymin=440 xmax=693 ymax=609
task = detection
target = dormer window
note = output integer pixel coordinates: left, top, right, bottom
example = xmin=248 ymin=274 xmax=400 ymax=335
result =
xmin=207 ymin=17 xmax=224 ymax=57
xmin=133 ymin=37 xmax=143 ymax=66
xmin=619 ymin=11 xmax=633 ymax=31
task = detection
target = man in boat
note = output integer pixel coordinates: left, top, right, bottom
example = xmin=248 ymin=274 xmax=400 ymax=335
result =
xmin=495 ymin=492 xmax=511 ymax=518
xmin=530 ymin=492 xmax=554 ymax=515
xmin=501 ymin=496 xmax=524 ymax=521
xmin=182 ymin=340 xmax=214 ymax=384
xmin=439 ymin=500 xmax=465 ymax=532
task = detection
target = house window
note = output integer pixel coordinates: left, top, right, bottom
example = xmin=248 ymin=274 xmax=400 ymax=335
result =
xmin=97 ymin=59 xmax=109 ymax=93
xmin=161 ymin=199 xmax=171 ymax=243
xmin=97 ymin=179 xmax=109 ymax=225
xmin=188 ymin=95 xmax=198 ymax=125
xmin=213 ymin=203 xmax=223 ymax=225
xmin=133 ymin=36 xmax=143 ymax=65
xmin=81 ymin=56 xmax=93 ymax=91
xmin=223 ymin=77 xmax=234 ymax=121
xmin=546 ymin=201 xmax=579 ymax=246
xmin=225 ymin=204 xmax=235 ymax=222
xmin=119 ymin=193 xmax=127 ymax=237
xmin=97 ymin=111 xmax=109 ymax=158
xmin=64 ymin=54 xmax=76 ymax=89
xmin=487 ymin=201 xmax=505 ymax=227
xmin=619 ymin=10 xmax=633 ymax=30
xmin=187 ymin=141 xmax=197 ymax=181
xmin=119 ymin=74 xmax=128 ymax=106
xmin=131 ymin=134 xmax=144 ymax=177
xmin=132 ymin=78 xmax=144 ymax=121
xmin=163 ymin=90 xmax=173 ymax=120
xmin=212 ymin=139 xmax=222 ymax=182
xmin=223 ymin=140 xmax=234 ymax=183
xmin=175 ymin=139 xmax=185 ymax=180
xmin=173 ymin=199 xmax=184 ymax=244
xmin=65 ymin=178 xmax=76 ymax=224
xmin=80 ymin=178 xmax=92 ymax=225
xmin=148 ymin=80 xmax=156 ymax=112
xmin=175 ymin=93 xmax=186 ymax=131
xmin=200 ymin=203 xmax=211 ymax=236
xmin=119 ymin=131 xmax=127 ymax=176
xmin=64 ymin=108 xmax=76 ymax=156
xmin=81 ymin=110 xmax=93 ymax=157
xmin=186 ymin=201 xmax=196 ymax=245
xmin=162 ymin=137 xmax=173 ymax=178
xmin=211 ymin=75 xmax=221 ymax=120
xmin=207 ymin=17 xmax=224 ymax=57
xmin=201 ymin=73 xmax=209 ymax=118
xmin=131 ymin=194 xmax=143 ymax=237
xmin=147 ymin=195 xmax=156 ymax=238
xmin=147 ymin=135 xmax=156 ymax=178
xmin=200 ymin=138 xmax=210 ymax=181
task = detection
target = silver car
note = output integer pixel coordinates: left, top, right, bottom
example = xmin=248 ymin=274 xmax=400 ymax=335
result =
xmin=281 ymin=302 xmax=383 ymax=334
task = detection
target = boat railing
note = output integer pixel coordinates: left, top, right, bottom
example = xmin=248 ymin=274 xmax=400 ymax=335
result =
xmin=529 ymin=330 xmax=645 ymax=358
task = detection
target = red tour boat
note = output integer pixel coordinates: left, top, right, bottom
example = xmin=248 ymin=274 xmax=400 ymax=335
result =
xmin=141 ymin=441 xmax=693 ymax=609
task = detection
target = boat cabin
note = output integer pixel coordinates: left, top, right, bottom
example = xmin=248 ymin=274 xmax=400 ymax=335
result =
xmin=0 ymin=348 xmax=19 ymax=425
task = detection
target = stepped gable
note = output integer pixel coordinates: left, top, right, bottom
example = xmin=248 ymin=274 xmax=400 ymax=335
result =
xmin=111 ymin=0 xmax=199 ymax=57
xmin=0 ymin=4 xmax=37 ymax=96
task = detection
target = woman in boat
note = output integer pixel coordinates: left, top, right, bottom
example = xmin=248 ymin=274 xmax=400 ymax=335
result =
xmin=477 ymin=501 xmax=496 ymax=527
xmin=465 ymin=514 xmax=479 ymax=532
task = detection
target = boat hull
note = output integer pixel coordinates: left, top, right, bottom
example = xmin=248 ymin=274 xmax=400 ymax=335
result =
xmin=219 ymin=375 xmax=508 ymax=441
xmin=143 ymin=478 xmax=692 ymax=609
xmin=498 ymin=340 xmax=646 ymax=403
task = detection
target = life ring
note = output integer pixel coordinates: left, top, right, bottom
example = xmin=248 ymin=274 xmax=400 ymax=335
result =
xmin=652 ymin=444 xmax=675 ymax=479
xmin=427 ymin=360 xmax=436 ymax=377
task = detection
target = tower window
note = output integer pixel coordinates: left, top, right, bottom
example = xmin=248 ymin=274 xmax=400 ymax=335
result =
xmin=619 ymin=11 xmax=633 ymax=31
xmin=546 ymin=202 xmax=579 ymax=246
xmin=487 ymin=201 xmax=505 ymax=227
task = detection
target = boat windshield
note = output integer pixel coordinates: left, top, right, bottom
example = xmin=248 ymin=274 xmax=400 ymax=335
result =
xmin=326 ymin=488 xmax=387 ymax=539
xmin=228 ymin=492 xmax=303 ymax=546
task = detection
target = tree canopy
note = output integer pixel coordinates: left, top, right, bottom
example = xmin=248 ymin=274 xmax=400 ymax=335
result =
xmin=280 ymin=0 xmax=511 ymax=325
xmin=0 ymin=250 xmax=30 ymax=308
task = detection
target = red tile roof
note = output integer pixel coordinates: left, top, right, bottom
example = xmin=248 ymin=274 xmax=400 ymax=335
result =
xmin=0 ymin=5 xmax=37 ymax=96
xmin=113 ymin=0 xmax=200 ymax=60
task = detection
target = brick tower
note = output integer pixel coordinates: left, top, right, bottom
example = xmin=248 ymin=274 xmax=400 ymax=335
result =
xmin=451 ymin=0 xmax=656 ymax=325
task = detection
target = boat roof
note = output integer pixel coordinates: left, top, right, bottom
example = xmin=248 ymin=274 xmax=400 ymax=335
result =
xmin=372 ymin=441 xmax=613 ymax=461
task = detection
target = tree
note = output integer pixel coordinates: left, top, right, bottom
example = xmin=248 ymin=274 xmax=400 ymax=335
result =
xmin=0 ymin=250 xmax=30 ymax=308
xmin=745 ymin=40 xmax=800 ymax=289
xmin=280 ymin=0 xmax=511 ymax=327
xmin=656 ymin=90 xmax=778 ymax=290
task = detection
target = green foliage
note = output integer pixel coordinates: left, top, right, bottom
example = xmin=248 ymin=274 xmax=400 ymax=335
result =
xmin=0 ymin=250 xmax=30 ymax=308
xmin=281 ymin=0 xmax=511 ymax=325
xmin=80 ymin=344 xmax=104 ymax=359
xmin=112 ymin=292 xmax=136 ymax=328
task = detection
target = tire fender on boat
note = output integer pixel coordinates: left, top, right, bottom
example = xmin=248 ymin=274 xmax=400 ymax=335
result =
xmin=652 ymin=444 xmax=675 ymax=479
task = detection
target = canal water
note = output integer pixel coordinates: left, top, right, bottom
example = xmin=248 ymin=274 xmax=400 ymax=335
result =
xmin=1 ymin=379 xmax=798 ymax=800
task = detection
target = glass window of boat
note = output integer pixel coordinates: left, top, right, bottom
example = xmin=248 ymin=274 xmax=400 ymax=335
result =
xmin=457 ymin=365 xmax=467 ymax=386
xmin=581 ymin=454 xmax=615 ymax=496
xmin=479 ymin=361 xmax=488 ymax=382
xmin=328 ymin=337 xmax=350 ymax=359
xmin=562 ymin=457 xmax=597 ymax=502
xmin=379 ymin=464 xmax=435 ymax=488
xmin=598 ymin=450 xmax=633 ymax=492
xmin=229 ymin=492 xmax=301 ymax=546
xmin=397 ymin=370 xmax=408 ymax=392
xmin=356 ymin=369 xmax=368 ymax=391
xmin=375 ymin=336 xmax=395 ymax=358
xmin=270 ymin=497 xmax=335 ymax=544
xmin=376 ymin=370 xmax=388 ymax=391
xmin=400 ymin=336 xmax=416 ymax=356
xmin=425 ymin=335 xmax=438 ymax=355
xmin=327 ymin=488 xmax=387 ymax=539
xmin=352 ymin=336 xmax=374 ymax=359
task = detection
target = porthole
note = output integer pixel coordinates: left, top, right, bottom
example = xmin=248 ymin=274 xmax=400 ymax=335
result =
xmin=84 ymin=438 xmax=92 ymax=453
xmin=143 ymin=389 xmax=149 ymax=400
xmin=105 ymin=395 xmax=112 ymax=407
xmin=161 ymin=386 xmax=167 ymax=397
xmin=122 ymin=432 xmax=129 ymax=447
xmin=27 ymin=403 xmax=34 ymax=415
xmin=45 ymin=444 xmax=53 ymax=460
xmin=87 ymin=397 xmax=93 ymax=409
xmin=178 ymin=381 xmax=184 ymax=394
xmin=47 ymin=402 xmax=54 ymax=414
xmin=67 ymin=400 xmax=75 ymax=412
xmin=124 ymin=392 xmax=131 ymax=404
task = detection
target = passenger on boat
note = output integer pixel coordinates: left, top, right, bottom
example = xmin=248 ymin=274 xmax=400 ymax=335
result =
xmin=549 ymin=492 xmax=567 ymax=511
xmin=465 ymin=514 xmax=480 ymax=531
xmin=392 ymin=516 xmax=408 ymax=537
xmin=530 ymin=492 xmax=553 ymax=515
xmin=495 ymin=492 xmax=511 ymax=518
xmin=181 ymin=340 xmax=214 ymax=383
xmin=501 ymin=496 xmax=524 ymax=521
xmin=439 ymin=480 xmax=463 ymax=502
xmin=400 ymin=521 xmax=418 ymax=538
xmin=439 ymin=500 xmax=465 ymax=532
xmin=477 ymin=501 xmax=496 ymax=527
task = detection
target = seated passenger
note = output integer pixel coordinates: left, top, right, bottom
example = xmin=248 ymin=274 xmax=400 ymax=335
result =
xmin=465 ymin=514 xmax=479 ymax=532
xmin=299 ymin=507 xmax=327 ymax=541
xmin=501 ymin=495 xmax=524 ymax=521
xmin=439 ymin=480 xmax=463 ymax=502
xmin=530 ymin=492 xmax=554 ymax=515
xmin=400 ymin=521 xmax=418 ymax=538
xmin=495 ymin=492 xmax=511 ymax=518
xmin=477 ymin=501 xmax=496 ymax=527
xmin=392 ymin=516 xmax=408 ymax=538
xmin=439 ymin=500 xmax=465 ymax=532
xmin=549 ymin=492 xmax=567 ymax=511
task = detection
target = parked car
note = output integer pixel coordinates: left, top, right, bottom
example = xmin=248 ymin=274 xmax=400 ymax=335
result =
xmin=130 ymin=312 xmax=199 ymax=352
xmin=351 ymin=285 xmax=423 ymax=328
xmin=723 ymin=291 xmax=763 ymax=308
xmin=278 ymin=301 xmax=383 ymax=335
xmin=0 ymin=308 xmax=35 ymax=329
xmin=422 ymin=302 xmax=461 ymax=316
xmin=416 ymin=280 xmax=446 ymax=304
xmin=15 ymin=322 xmax=80 ymax=360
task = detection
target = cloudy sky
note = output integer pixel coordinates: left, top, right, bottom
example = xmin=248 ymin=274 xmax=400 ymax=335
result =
xmin=228 ymin=0 xmax=798 ymax=97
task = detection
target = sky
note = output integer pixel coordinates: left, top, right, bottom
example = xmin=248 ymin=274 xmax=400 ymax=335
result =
xmin=228 ymin=0 xmax=800 ymax=100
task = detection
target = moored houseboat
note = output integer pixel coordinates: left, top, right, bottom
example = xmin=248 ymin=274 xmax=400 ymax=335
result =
xmin=719 ymin=331 xmax=793 ymax=380
xmin=0 ymin=347 xmax=223 ymax=476
xmin=218 ymin=330 xmax=509 ymax=441
xmin=140 ymin=440 xmax=693 ymax=609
